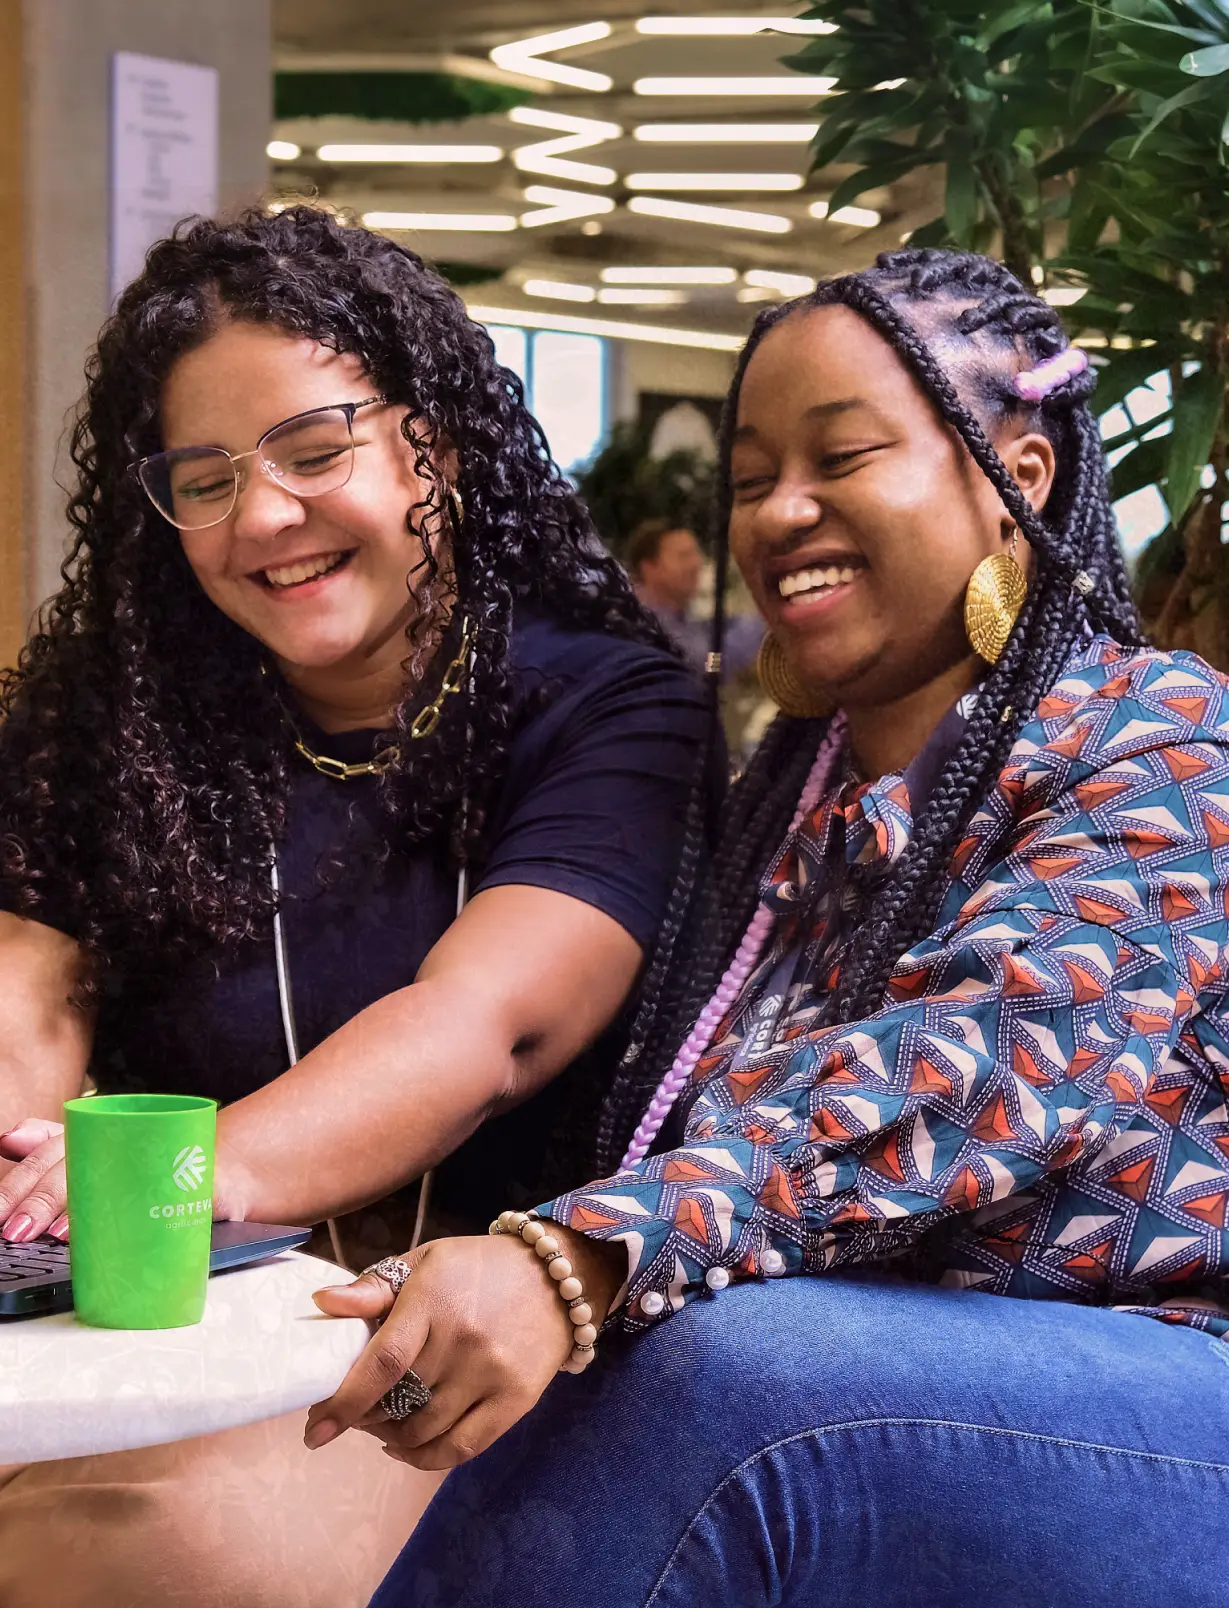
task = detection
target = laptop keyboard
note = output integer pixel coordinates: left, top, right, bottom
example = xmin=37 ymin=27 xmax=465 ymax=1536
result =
xmin=0 ymin=1237 xmax=70 ymax=1285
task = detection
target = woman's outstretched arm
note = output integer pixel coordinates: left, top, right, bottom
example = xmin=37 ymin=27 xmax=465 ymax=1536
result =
xmin=216 ymin=883 xmax=643 ymax=1223
xmin=0 ymin=885 xmax=642 ymax=1238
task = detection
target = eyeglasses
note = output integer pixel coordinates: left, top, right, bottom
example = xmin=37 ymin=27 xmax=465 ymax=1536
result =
xmin=130 ymin=398 xmax=386 ymax=532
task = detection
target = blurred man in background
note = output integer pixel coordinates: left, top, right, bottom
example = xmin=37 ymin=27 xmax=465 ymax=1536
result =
xmin=627 ymin=517 xmax=761 ymax=678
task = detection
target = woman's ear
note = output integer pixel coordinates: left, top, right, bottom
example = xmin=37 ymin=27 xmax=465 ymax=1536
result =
xmin=1000 ymin=430 xmax=1056 ymax=516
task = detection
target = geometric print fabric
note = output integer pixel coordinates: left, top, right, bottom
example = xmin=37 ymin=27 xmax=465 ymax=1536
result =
xmin=543 ymin=637 xmax=1229 ymax=1340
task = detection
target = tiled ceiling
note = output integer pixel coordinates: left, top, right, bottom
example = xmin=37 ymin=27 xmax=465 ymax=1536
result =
xmin=271 ymin=2 xmax=938 ymax=340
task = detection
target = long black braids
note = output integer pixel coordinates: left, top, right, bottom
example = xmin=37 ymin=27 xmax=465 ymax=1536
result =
xmin=0 ymin=205 xmax=671 ymax=994
xmin=596 ymin=246 xmax=1142 ymax=1173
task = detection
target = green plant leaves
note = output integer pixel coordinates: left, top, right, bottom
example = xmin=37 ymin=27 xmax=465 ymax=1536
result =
xmin=1165 ymin=365 xmax=1224 ymax=522
xmin=1129 ymin=80 xmax=1216 ymax=152
xmin=1110 ymin=432 xmax=1172 ymax=502
xmin=273 ymin=72 xmax=528 ymax=123
xmin=1180 ymin=42 xmax=1229 ymax=70
xmin=977 ymin=0 xmax=1056 ymax=50
xmin=945 ymin=151 xmax=980 ymax=240
xmin=825 ymin=156 xmax=928 ymax=214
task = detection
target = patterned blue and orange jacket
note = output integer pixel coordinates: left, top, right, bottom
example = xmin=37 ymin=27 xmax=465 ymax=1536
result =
xmin=543 ymin=636 xmax=1229 ymax=1340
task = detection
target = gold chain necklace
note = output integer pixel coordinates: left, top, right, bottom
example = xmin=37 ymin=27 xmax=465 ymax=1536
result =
xmin=285 ymin=616 xmax=474 ymax=781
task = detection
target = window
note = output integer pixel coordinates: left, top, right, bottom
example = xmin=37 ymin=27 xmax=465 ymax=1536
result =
xmin=485 ymin=325 xmax=607 ymax=475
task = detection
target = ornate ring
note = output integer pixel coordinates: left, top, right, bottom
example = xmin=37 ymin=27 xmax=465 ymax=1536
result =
xmin=361 ymin=1256 xmax=413 ymax=1295
xmin=380 ymin=1368 xmax=433 ymax=1421
xmin=360 ymin=1259 xmax=431 ymax=1417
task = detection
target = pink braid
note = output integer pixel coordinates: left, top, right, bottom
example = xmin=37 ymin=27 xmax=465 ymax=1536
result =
xmin=619 ymin=714 xmax=848 ymax=1170
xmin=1013 ymin=345 xmax=1088 ymax=402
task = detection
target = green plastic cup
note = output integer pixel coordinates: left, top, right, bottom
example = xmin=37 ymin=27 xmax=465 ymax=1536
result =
xmin=63 ymin=1093 xmax=217 ymax=1329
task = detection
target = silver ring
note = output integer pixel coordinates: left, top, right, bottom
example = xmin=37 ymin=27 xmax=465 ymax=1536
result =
xmin=361 ymin=1256 xmax=413 ymax=1295
xmin=360 ymin=1259 xmax=433 ymax=1417
xmin=380 ymin=1369 xmax=433 ymax=1420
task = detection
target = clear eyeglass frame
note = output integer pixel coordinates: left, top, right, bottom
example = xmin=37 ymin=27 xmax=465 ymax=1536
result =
xmin=129 ymin=396 xmax=387 ymax=532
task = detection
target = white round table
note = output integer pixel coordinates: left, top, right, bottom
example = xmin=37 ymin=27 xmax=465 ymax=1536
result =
xmin=0 ymin=1251 xmax=369 ymax=1463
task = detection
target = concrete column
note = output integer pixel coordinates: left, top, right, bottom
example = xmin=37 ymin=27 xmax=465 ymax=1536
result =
xmin=0 ymin=1 xmax=25 ymax=669
xmin=20 ymin=0 xmax=271 ymax=628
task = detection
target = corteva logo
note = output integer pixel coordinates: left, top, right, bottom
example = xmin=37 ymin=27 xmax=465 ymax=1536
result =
xmin=146 ymin=1143 xmax=212 ymax=1222
xmin=172 ymin=1144 xmax=208 ymax=1192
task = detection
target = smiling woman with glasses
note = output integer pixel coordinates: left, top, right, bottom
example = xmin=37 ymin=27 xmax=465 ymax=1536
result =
xmin=0 ymin=207 xmax=717 ymax=1608
xmin=133 ymin=396 xmax=387 ymax=530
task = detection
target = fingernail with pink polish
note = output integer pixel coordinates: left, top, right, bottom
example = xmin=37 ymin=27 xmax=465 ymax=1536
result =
xmin=2 ymin=1215 xmax=34 ymax=1243
xmin=48 ymin=1216 xmax=69 ymax=1240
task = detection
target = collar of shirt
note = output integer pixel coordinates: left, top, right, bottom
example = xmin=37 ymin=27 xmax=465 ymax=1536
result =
xmin=762 ymin=687 xmax=979 ymax=916
xmin=715 ymin=686 xmax=980 ymax=1079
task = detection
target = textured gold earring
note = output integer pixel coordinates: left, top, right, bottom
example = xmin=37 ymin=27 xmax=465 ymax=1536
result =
xmin=449 ymin=486 xmax=465 ymax=527
xmin=965 ymin=528 xmax=1026 ymax=665
xmin=756 ymin=632 xmax=833 ymax=718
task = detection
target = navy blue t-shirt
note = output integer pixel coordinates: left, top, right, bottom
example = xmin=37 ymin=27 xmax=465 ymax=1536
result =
xmin=84 ymin=612 xmax=711 ymax=1224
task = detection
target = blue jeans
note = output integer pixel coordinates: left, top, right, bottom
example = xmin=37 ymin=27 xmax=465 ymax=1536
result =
xmin=370 ymin=1275 xmax=1229 ymax=1607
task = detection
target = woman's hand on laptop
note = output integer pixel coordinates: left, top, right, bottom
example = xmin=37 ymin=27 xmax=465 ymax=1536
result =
xmin=0 ymin=1118 xmax=68 ymax=1242
xmin=304 ymin=1227 xmax=627 ymax=1471
xmin=0 ymin=1117 xmax=253 ymax=1241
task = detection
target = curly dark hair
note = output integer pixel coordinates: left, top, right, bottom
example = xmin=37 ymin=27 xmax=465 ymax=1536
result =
xmin=595 ymin=246 xmax=1143 ymax=1171
xmin=0 ymin=205 xmax=673 ymax=992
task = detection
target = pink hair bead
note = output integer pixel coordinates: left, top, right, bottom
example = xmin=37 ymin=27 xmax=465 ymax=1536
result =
xmin=619 ymin=715 xmax=848 ymax=1169
xmin=1013 ymin=346 xmax=1088 ymax=402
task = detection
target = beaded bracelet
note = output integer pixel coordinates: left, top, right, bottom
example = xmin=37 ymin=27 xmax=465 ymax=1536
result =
xmin=489 ymin=1209 xmax=598 ymax=1374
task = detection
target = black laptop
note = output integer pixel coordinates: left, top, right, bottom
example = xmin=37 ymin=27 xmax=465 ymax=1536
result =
xmin=0 ymin=1220 xmax=313 ymax=1317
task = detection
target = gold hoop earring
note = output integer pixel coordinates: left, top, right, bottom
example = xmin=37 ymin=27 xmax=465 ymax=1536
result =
xmin=756 ymin=632 xmax=832 ymax=719
xmin=965 ymin=527 xmax=1026 ymax=665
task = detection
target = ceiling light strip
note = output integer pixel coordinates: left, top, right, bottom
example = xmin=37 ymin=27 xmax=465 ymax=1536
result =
xmin=523 ymin=279 xmax=597 ymax=303
xmin=508 ymin=107 xmax=622 ymax=139
xmin=809 ymin=200 xmax=881 ymax=227
xmin=490 ymin=22 xmax=613 ymax=92
xmin=597 ymin=287 xmax=687 ymax=305
xmin=744 ymin=269 xmax=816 ymax=295
xmin=600 ymin=266 xmax=737 ymax=284
xmin=520 ymin=186 xmax=617 ymax=228
xmin=626 ymin=172 xmax=804 ymax=191
xmin=633 ymin=77 xmax=836 ymax=96
xmin=508 ymin=107 xmax=621 ymax=187
xmin=633 ymin=123 xmax=819 ymax=142
xmin=469 ymin=303 xmax=744 ymax=352
xmin=318 ymin=144 xmax=504 ymax=163
xmin=627 ymin=195 xmax=792 ymax=233
xmin=636 ymin=16 xmax=837 ymax=34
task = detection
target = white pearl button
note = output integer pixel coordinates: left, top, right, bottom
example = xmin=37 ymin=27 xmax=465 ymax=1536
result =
xmin=705 ymin=1266 xmax=731 ymax=1291
xmin=760 ymin=1249 xmax=786 ymax=1276
xmin=639 ymin=1291 xmax=666 ymax=1317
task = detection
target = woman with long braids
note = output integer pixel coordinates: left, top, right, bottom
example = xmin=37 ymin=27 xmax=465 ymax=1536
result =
xmin=0 ymin=206 xmax=715 ymax=1608
xmin=316 ymin=249 xmax=1229 ymax=1607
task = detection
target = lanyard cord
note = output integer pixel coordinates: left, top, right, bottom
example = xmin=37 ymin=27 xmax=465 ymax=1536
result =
xmin=270 ymin=847 xmax=347 ymax=1266
xmin=270 ymin=844 xmax=468 ymax=1268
